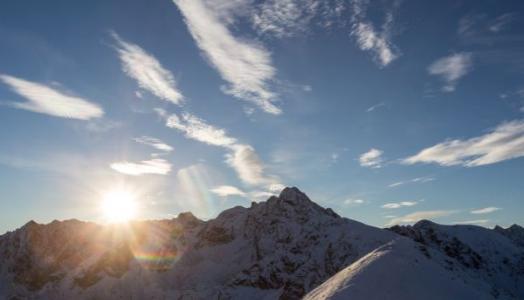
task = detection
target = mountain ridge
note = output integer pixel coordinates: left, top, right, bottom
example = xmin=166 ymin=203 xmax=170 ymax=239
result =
xmin=0 ymin=187 xmax=523 ymax=299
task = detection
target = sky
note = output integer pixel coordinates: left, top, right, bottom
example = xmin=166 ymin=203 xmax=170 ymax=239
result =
xmin=1 ymin=0 xmax=524 ymax=233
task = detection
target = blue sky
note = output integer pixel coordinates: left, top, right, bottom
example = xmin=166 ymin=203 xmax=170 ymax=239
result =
xmin=1 ymin=0 xmax=524 ymax=233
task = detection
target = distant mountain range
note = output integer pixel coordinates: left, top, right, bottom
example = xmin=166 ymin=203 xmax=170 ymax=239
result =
xmin=1 ymin=187 xmax=523 ymax=299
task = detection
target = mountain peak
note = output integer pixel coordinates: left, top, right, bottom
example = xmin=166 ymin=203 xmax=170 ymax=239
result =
xmin=278 ymin=186 xmax=311 ymax=204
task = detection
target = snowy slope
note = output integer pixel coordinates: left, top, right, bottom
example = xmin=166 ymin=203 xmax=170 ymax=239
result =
xmin=494 ymin=224 xmax=524 ymax=248
xmin=304 ymin=238 xmax=492 ymax=300
xmin=389 ymin=220 xmax=524 ymax=299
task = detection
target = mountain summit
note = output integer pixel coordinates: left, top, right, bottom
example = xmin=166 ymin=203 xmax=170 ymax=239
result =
xmin=0 ymin=187 xmax=523 ymax=299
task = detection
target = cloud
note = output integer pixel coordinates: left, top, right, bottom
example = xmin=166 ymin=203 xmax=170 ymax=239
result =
xmin=0 ymin=74 xmax=103 ymax=120
xmin=134 ymin=136 xmax=173 ymax=152
xmin=251 ymin=0 xmax=347 ymax=38
xmin=403 ymin=120 xmax=524 ymax=167
xmin=110 ymin=158 xmax=172 ymax=175
xmin=350 ymin=0 xmax=400 ymax=67
xmin=388 ymin=176 xmax=435 ymax=188
xmin=359 ymin=148 xmax=383 ymax=168
xmin=166 ymin=113 xmax=238 ymax=147
xmin=226 ymin=144 xmax=277 ymax=186
xmin=453 ymin=219 xmax=489 ymax=225
xmin=344 ymin=198 xmax=365 ymax=206
xmin=252 ymin=0 xmax=316 ymax=38
xmin=85 ymin=119 xmax=122 ymax=132
xmin=163 ymin=112 xmax=279 ymax=187
xmin=210 ymin=185 xmax=246 ymax=197
xmin=381 ymin=201 xmax=418 ymax=209
xmin=112 ymin=33 xmax=183 ymax=105
xmin=488 ymin=13 xmax=516 ymax=33
xmin=366 ymin=102 xmax=386 ymax=112
xmin=471 ymin=207 xmax=501 ymax=214
xmin=173 ymin=0 xmax=281 ymax=114
xmin=428 ymin=53 xmax=473 ymax=92
xmin=386 ymin=210 xmax=455 ymax=226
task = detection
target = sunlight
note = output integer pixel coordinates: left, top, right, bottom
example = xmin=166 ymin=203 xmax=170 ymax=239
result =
xmin=101 ymin=188 xmax=138 ymax=223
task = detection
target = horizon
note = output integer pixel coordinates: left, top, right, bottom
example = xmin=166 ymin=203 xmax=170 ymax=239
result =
xmin=5 ymin=185 xmax=522 ymax=235
xmin=2 ymin=0 xmax=524 ymax=234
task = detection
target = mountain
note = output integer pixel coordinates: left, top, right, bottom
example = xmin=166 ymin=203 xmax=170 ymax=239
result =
xmin=0 ymin=187 xmax=523 ymax=299
xmin=494 ymin=224 xmax=524 ymax=248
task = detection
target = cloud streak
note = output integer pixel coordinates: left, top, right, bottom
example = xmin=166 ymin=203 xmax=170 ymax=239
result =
xmin=110 ymin=158 xmax=172 ymax=176
xmin=211 ymin=185 xmax=246 ymax=197
xmin=0 ymin=74 xmax=103 ymax=120
xmin=134 ymin=136 xmax=174 ymax=152
xmin=359 ymin=148 xmax=384 ymax=168
xmin=403 ymin=120 xmax=524 ymax=167
xmin=381 ymin=201 xmax=418 ymax=209
xmin=386 ymin=210 xmax=455 ymax=226
xmin=350 ymin=0 xmax=400 ymax=67
xmin=388 ymin=176 xmax=435 ymax=188
xmin=112 ymin=33 xmax=183 ymax=105
xmin=471 ymin=207 xmax=501 ymax=214
xmin=164 ymin=112 xmax=279 ymax=186
xmin=428 ymin=53 xmax=473 ymax=92
xmin=173 ymin=0 xmax=281 ymax=114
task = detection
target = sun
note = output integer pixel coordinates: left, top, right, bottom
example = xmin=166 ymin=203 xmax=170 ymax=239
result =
xmin=101 ymin=188 xmax=138 ymax=223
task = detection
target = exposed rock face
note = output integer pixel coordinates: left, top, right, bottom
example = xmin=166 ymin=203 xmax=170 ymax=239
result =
xmin=0 ymin=187 xmax=523 ymax=300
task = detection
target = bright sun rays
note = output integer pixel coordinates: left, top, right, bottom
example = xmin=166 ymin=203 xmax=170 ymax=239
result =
xmin=101 ymin=188 xmax=138 ymax=223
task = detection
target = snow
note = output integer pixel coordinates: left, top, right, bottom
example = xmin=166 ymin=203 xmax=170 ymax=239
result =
xmin=0 ymin=187 xmax=522 ymax=299
xmin=304 ymin=238 xmax=492 ymax=300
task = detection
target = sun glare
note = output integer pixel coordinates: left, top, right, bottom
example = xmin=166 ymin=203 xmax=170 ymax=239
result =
xmin=101 ymin=189 xmax=138 ymax=223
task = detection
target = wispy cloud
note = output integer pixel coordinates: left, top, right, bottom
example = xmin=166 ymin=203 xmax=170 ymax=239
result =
xmin=471 ymin=207 xmax=501 ymax=214
xmin=211 ymin=185 xmax=246 ymax=197
xmin=488 ymin=13 xmax=516 ymax=33
xmin=164 ymin=112 xmax=279 ymax=187
xmin=110 ymin=158 xmax=172 ymax=176
xmin=166 ymin=113 xmax=238 ymax=147
xmin=386 ymin=210 xmax=455 ymax=226
xmin=134 ymin=136 xmax=174 ymax=152
xmin=251 ymin=0 xmax=346 ymax=38
xmin=226 ymin=144 xmax=277 ymax=186
xmin=85 ymin=119 xmax=121 ymax=132
xmin=366 ymin=102 xmax=386 ymax=112
xmin=112 ymin=32 xmax=183 ymax=105
xmin=252 ymin=0 xmax=317 ymax=38
xmin=388 ymin=176 xmax=435 ymax=188
xmin=173 ymin=0 xmax=281 ymax=114
xmin=453 ymin=219 xmax=489 ymax=225
xmin=381 ymin=201 xmax=418 ymax=209
xmin=0 ymin=74 xmax=103 ymax=120
xmin=344 ymin=198 xmax=365 ymax=206
xmin=403 ymin=120 xmax=524 ymax=167
xmin=350 ymin=0 xmax=400 ymax=67
xmin=428 ymin=53 xmax=473 ymax=92
xmin=359 ymin=148 xmax=383 ymax=168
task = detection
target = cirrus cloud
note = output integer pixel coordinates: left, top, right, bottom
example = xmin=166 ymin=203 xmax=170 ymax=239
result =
xmin=386 ymin=210 xmax=455 ymax=226
xmin=173 ymin=0 xmax=281 ymax=114
xmin=359 ymin=148 xmax=384 ymax=168
xmin=112 ymin=33 xmax=183 ymax=105
xmin=471 ymin=207 xmax=501 ymax=214
xmin=110 ymin=158 xmax=172 ymax=176
xmin=0 ymin=74 xmax=103 ymax=120
xmin=403 ymin=120 xmax=524 ymax=167
xmin=428 ymin=52 xmax=473 ymax=92
xmin=211 ymin=185 xmax=246 ymax=197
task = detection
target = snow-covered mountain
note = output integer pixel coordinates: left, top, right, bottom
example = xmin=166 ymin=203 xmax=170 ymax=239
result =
xmin=0 ymin=187 xmax=522 ymax=300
